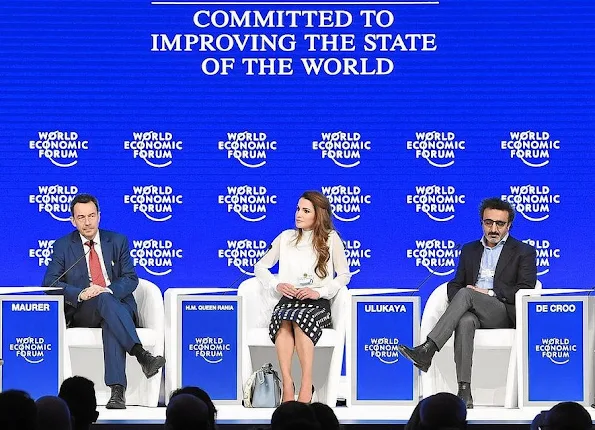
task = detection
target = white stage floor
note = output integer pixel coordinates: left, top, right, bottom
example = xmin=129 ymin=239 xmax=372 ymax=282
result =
xmin=95 ymin=405 xmax=595 ymax=425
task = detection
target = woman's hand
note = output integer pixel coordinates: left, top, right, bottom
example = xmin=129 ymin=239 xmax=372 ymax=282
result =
xmin=295 ymin=287 xmax=320 ymax=300
xmin=276 ymin=283 xmax=298 ymax=298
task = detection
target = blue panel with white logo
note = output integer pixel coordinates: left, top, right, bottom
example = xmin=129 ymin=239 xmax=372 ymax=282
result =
xmin=0 ymin=297 xmax=63 ymax=399
xmin=527 ymin=300 xmax=585 ymax=402
xmin=179 ymin=297 xmax=241 ymax=403
xmin=353 ymin=297 xmax=419 ymax=404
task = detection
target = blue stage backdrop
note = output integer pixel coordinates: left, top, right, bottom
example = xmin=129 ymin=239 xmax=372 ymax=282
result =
xmin=1 ymin=0 xmax=594 ymax=301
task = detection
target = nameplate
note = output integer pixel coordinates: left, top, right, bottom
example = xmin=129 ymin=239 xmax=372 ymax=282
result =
xmin=525 ymin=298 xmax=587 ymax=404
xmin=0 ymin=296 xmax=63 ymax=399
xmin=178 ymin=296 xmax=242 ymax=403
xmin=351 ymin=296 xmax=420 ymax=405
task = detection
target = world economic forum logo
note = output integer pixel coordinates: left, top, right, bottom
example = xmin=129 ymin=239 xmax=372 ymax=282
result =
xmin=406 ymin=185 xmax=465 ymax=222
xmin=362 ymin=304 xmax=408 ymax=364
xmin=535 ymin=337 xmax=577 ymax=365
xmin=344 ymin=239 xmax=371 ymax=276
xmin=218 ymin=239 xmax=269 ymax=275
xmin=406 ymin=239 xmax=461 ymax=276
xmin=29 ymin=131 xmax=88 ymax=168
xmin=363 ymin=336 xmax=400 ymax=364
xmin=124 ymin=131 xmax=182 ymax=168
xmin=501 ymin=131 xmax=560 ymax=168
xmin=218 ymin=186 xmax=277 ymax=222
xmin=124 ymin=185 xmax=183 ymax=222
xmin=522 ymin=239 xmax=561 ymax=276
xmin=29 ymin=185 xmax=78 ymax=221
xmin=218 ymin=131 xmax=277 ymax=168
xmin=312 ymin=131 xmax=371 ymax=168
xmin=29 ymin=239 xmax=55 ymax=267
xmin=189 ymin=336 xmax=232 ymax=364
xmin=131 ymin=239 xmax=183 ymax=276
xmin=501 ymin=185 xmax=560 ymax=222
xmin=321 ymin=185 xmax=371 ymax=222
xmin=9 ymin=336 xmax=52 ymax=364
xmin=406 ymin=131 xmax=465 ymax=168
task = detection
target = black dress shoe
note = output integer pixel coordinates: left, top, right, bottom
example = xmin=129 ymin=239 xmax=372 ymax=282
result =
xmin=137 ymin=350 xmax=166 ymax=378
xmin=457 ymin=382 xmax=474 ymax=409
xmin=397 ymin=339 xmax=438 ymax=373
xmin=106 ymin=384 xmax=126 ymax=409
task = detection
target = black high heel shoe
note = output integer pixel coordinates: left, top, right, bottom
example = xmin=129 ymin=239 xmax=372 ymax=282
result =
xmin=282 ymin=382 xmax=296 ymax=403
xmin=308 ymin=385 xmax=315 ymax=404
xmin=299 ymin=385 xmax=316 ymax=404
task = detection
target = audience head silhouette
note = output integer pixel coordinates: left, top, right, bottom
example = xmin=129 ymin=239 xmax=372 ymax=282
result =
xmin=165 ymin=393 xmax=210 ymax=430
xmin=36 ymin=395 xmax=72 ymax=430
xmin=59 ymin=376 xmax=99 ymax=430
xmin=0 ymin=389 xmax=37 ymax=430
xmin=545 ymin=401 xmax=592 ymax=430
xmin=405 ymin=402 xmax=423 ymax=430
xmin=170 ymin=386 xmax=217 ymax=429
xmin=309 ymin=402 xmax=341 ymax=430
xmin=273 ymin=419 xmax=321 ymax=430
xmin=419 ymin=392 xmax=467 ymax=430
xmin=271 ymin=401 xmax=319 ymax=430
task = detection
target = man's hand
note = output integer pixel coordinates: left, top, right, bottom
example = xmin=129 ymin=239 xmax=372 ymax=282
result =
xmin=295 ymin=287 xmax=320 ymax=300
xmin=276 ymin=283 xmax=298 ymax=299
xmin=466 ymin=285 xmax=489 ymax=295
xmin=80 ymin=284 xmax=108 ymax=301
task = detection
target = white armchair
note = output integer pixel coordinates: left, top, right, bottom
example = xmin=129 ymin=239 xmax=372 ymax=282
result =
xmin=420 ymin=280 xmax=542 ymax=407
xmin=64 ymin=278 xmax=164 ymax=406
xmin=237 ymin=277 xmax=349 ymax=406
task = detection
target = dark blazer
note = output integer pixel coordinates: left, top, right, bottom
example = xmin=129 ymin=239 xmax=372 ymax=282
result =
xmin=447 ymin=235 xmax=537 ymax=327
xmin=43 ymin=229 xmax=138 ymax=325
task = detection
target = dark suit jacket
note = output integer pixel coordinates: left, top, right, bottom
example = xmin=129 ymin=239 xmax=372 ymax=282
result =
xmin=43 ymin=229 xmax=138 ymax=325
xmin=447 ymin=235 xmax=537 ymax=327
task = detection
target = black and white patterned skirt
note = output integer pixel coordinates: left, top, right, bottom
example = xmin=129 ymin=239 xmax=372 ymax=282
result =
xmin=269 ymin=296 xmax=332 ymax=345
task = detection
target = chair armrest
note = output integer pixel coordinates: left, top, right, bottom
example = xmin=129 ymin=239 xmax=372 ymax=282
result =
xmin=134 ymin=279 xmax=165 ymax=355
xmin=238 ymin=276 xmax=280 ymax=329
xmin=420 ymin=284 xmax=449 ymax=340
xmin=331 ymin=287 xmax=349 ymax=341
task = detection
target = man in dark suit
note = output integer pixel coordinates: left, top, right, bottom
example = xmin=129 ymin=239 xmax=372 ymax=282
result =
xmin=43 ymin=193 xmax=165 ymax=409
xmin=398 ymin=197 xmax=537 ymax=408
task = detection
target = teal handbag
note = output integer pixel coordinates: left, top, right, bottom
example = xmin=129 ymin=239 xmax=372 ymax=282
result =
xmin=243 ymin=363 xmax=282 ymax=408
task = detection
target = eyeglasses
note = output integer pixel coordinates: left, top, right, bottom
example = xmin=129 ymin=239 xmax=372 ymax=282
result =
xmin=482 ymin=219 xmax=508 ymax=228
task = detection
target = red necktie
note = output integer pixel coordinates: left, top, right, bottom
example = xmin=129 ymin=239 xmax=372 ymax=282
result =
xmin=86 ymin=240 xmax=106 ymax=287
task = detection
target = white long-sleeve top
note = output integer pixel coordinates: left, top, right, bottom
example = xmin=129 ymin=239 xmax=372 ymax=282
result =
xmin=254 ymin=229 xmax=351 ymax=300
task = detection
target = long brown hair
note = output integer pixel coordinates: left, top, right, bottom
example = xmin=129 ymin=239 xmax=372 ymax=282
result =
xmin=294 ymin=190 xmax=334 ymax=279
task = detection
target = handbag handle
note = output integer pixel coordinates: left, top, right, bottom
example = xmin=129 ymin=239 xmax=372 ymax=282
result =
xmin=256 ymin=369 xmax=265 ymax=384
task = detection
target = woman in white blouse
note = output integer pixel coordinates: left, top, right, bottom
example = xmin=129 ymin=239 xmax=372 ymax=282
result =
xmin=254 ymin=190 xmax=351 ymax=403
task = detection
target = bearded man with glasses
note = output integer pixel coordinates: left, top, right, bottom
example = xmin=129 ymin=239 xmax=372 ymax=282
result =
xmin=398 ymin=197 xmax=537 ymax=408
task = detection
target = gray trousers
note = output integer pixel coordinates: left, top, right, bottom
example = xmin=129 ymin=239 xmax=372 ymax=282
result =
xmin=427 ymin=288 xmax=509 ymax=383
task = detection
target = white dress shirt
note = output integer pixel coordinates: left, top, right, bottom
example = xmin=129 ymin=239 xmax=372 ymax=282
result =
xmin=77 ymin=232 xmax=113 ymax=300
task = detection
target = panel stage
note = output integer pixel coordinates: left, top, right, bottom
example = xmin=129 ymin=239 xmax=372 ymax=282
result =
xmin=93 ymin=404 xmax=595 ymax=428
